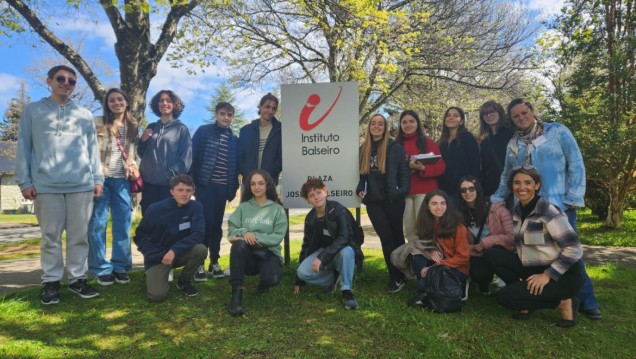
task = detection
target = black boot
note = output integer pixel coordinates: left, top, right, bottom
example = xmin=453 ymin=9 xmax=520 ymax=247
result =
xmin=229 ymin=286 xmax=244 ymax=317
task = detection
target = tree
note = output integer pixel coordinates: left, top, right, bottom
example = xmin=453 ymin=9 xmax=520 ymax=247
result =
xmin=2 ymin=0 xmax=201 ymax=121
xmin=204 ymin=82 xmax=247 ymax=133
xmin=173 ymin=0 xmax=538 ymax=123
xmin=0 ymin=82 xmax=30 ymax=141
xmin=543 ymin=0 xmax=636 ymax=228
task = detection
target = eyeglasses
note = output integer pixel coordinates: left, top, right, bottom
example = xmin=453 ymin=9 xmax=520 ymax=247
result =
xmin=512 ymin=165 xmax=536 ymax=171
xmin=460 ymin=186 xmax=476 ymax=194
xmin=55 ymin=76 xmax=77 ymax=86
xmin=481 ymin=110 xmax=497 ymax=117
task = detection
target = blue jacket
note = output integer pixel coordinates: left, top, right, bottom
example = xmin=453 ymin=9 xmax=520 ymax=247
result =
xmin=237 ymin=117 xmax=282 ymax=184
xmin=133 ymin=197 xmax=204 ymax=269
xmin=492 ymin=122 xmax=585 ymax=211
xmin=190 ymin=123 xmax=239 ymax=201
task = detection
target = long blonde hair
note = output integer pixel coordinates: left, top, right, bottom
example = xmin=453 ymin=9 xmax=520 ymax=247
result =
xmin=360 ymin=114 xmax=390 ymax=174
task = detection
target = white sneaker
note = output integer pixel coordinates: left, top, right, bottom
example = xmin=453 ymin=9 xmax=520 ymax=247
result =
xmin=168 ymin=269 xmax=174 ymax=282
xmin=223 ymin=268 xmax=231 ymax=276
xmin=207 ymin=263 xmax=226 ymax=278
xmin=492 ymin=277 xmax=506 ymax=288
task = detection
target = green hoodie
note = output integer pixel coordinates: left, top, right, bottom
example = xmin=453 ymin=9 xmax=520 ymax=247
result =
xmin=228 ymin=198 xmax=288 ymax=262
xmin=15 ymin=97 xmax=104 ymax=193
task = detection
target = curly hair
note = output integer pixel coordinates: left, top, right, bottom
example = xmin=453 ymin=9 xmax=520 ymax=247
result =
xmin=149 ymin=90 xmax=185 ymax=118
xmin=300 ymin=178 xmax=326 ymax=199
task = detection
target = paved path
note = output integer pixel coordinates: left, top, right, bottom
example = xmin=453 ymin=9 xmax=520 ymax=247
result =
xmin=2 ymin=215 xmax=636 ymax=295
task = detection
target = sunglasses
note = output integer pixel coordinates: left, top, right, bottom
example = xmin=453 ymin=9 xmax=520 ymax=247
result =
xmin=460 ymin=186 xmax=476 ymax=194
xmin=55 ymin=76 xmax=77 ymax=86
xmin=512 ymin=165 xmax=536 ymax=171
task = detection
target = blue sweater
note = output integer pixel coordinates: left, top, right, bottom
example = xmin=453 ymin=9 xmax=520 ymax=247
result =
xmin=133 ymin=197 xmax=204 ymax=269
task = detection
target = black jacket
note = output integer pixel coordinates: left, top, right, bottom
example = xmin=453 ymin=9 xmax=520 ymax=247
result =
xmin=438 ymin=130 xmax=481 ymax=196
xmin=480 ymin=126 xmax=514 ymax=197
xmin=190 ymin=123 xmax=239 ymax=201
xmin=356 ymin=139 xmax=410 ymax=204
xmin=237 ymin=117 xmax=282 ymax=184
xmin=296 ymin=200 xmax=363 ymax=285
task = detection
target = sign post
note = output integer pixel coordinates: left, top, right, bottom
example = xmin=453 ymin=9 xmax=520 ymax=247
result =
xmin=281 ymin=82 xmax=360 ymax=263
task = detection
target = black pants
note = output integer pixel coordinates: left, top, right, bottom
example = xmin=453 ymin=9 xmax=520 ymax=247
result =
xmin=484 ymin=246 xmax=524 ymax=285
xmin=140 ymin=182 xmax=171 ymax=215
xmin=497 ymin=260 xmax=584 ymax=311
xmin=229 ymin=240 xmax=282 ymax=290
xmin=366 ymin=200 xmax=406 ymax=282
xmin=470 ymin=256 xmax=494 ymax=292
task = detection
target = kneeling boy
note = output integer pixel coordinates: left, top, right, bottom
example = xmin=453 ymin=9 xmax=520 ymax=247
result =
xmin=133 ymin=174 xmax=207 ymax=301
xmin=294 ymin=178 xmax=361 ymax=309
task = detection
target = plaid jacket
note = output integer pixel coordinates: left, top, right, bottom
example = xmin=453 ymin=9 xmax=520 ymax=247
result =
xmin=512 ymin=197 xmax=582 ymax=280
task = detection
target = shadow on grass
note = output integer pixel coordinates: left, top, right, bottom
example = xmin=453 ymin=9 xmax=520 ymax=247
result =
xmin=1 ymin=250 xmax=635 ymax=358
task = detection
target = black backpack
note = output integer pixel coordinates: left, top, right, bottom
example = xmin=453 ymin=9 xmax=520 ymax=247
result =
xmin=425 ymin=265 xmax=463 ymax=313
xmin=345 ymin=209 xmax=365 ymax=270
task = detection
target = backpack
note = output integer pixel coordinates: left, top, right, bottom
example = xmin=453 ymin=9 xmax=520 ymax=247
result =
xmin=425 ymin=265 xmax=463 ymax=313
xmin=345 ymin=209 xmax=365 ymax=270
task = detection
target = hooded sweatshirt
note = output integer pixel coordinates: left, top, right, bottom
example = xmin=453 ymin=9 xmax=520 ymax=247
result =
xmin=228 ymin=197 xmax=288 ymax=262
xmin=137 ymin=119 xmax=192 ymax=186
xmin=15 ymin=97 xmax=104 ymax=193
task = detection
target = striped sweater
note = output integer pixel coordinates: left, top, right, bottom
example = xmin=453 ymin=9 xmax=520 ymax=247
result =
xmin=512 ymin=197 xmax=582 ymax=280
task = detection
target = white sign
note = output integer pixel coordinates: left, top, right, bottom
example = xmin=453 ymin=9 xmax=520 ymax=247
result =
xmin=281 ymin=82 xmax=360 ymax=208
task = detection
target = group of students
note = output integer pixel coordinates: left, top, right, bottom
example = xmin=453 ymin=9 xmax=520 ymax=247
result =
xmin=17 ymin=66 xmax=600 ymax=326
xmin=358 ymin=99 xmax=600 ymax=327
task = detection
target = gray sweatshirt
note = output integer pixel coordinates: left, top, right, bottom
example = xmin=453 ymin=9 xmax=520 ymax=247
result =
xmin=15 ymin=97 xmax=104 ymax=193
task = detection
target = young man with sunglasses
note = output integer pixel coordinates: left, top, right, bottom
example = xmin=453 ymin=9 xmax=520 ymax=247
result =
xmin=15 ymin=65 xmax=104 ymax=305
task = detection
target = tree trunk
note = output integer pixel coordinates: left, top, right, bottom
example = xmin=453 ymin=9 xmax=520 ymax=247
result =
xmin=605 ymin=178 xmax=626 ymax=228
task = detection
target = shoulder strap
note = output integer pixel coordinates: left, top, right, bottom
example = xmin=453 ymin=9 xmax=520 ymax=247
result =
xmin=474 ymin=202 xmax=492 ymax=243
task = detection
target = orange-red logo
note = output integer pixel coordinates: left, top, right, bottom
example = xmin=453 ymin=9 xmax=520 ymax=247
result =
xmin=299 ymin=86 xmax=343 ymax=131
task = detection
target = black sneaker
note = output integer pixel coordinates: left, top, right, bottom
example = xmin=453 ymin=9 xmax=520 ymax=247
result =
xmin=41 ymin=281 xmax=61 ymax=305
xmin=96 ymin=274 xmax=115 ymax=286
xmin=113 ymin=272 xmax=130 ymax=284
xmin=176 ymin=279 xmax=198 ymax=297
xmin=387 ymin=279 xmax=405 ymax=293
xmin=193 ymin=265 xmax=207 ymax=282
xmin=342 ymin=290 xmax=359 ymax=310
xmin=207 ymin=263 xmax=226 ymax=279
xmin=68 ymin=279 xmax=100 ymax=299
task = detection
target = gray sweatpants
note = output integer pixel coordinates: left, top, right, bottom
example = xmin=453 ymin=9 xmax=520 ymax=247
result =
xmin=35 ymin=191 xmax=94 ymax=284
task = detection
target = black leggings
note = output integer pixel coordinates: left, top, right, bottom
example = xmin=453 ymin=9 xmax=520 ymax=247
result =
xmin=366 ymin=200 xmax=406 ymax=282
xmin=497 ymin=260 xmax=584 ymax=311
xmin=229 ymin=240 xmax=282 ymax=290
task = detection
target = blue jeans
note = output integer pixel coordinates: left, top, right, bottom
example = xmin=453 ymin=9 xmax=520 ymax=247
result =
xmin=88 ymin=177 xmax=133 ymax=276
xmin=412 ymin=255 xmax=466 ymax=292
xmin=196 ymin=183 xmax=228 ymax=263
xmin=566 ymin=208 xmax=600 ymax=310
xmin=297 ymin=246 xmax=355 ymax=291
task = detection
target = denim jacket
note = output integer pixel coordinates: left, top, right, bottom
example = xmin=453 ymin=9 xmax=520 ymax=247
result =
xmin=491 ymin=122 xmax=585 ymax=211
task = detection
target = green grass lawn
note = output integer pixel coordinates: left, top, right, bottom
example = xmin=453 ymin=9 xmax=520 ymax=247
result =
xmin=1 ymin=243 xmax=635 ymax=358
xmin=0 ymin=213 xmax=38 ymax=225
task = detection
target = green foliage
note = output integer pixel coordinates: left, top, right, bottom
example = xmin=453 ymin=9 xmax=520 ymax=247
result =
xmin=543 ymin=0 xmax=636 ymax=227
xmin=1 ymin=247 xmax=635 ymax=358
xmin=0 ymin=82 xmax=30 ymax=142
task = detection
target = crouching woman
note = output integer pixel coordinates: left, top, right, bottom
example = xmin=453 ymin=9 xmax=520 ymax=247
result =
xmin=227 ymin=170 xmax=288 ymax=316
xmin=392 ymin=190 xmax=470 ymax=306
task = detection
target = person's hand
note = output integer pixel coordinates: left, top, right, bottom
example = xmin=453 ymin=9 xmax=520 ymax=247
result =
xmin=21 ymin=187 xmax=37 ymax=200
xmin=420 ymin=266 xmax=431 ymax=278
xmin=526 ymin=273 xmax=550 ymax=295
xmin=293 ymin=285 xmax=301 ymax=294
xmin=358 ymin=191 xmax=365 ymax=199
xmin=141 ymin=128 xmax=154 ymax=141
xmin=311 ymin=258 xmax=322 ymax=273
xmin=162 ymin=249 xmax=175 ymax=265
xmin=243 ymin=231 xmax=258 ymax=246
xmin=94 ymin=185 xmax=103 ymax=197
xmin=430 ymin=249 xmax=443 ymax=264
xmin=409 ymin=160 xmax=425 ymax=172
xmin=129 ymin=167 xmax=140 ymax=180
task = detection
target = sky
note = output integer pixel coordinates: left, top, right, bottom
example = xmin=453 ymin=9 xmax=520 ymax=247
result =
xmin=0 ymin=0 xmax=565 ymax=134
